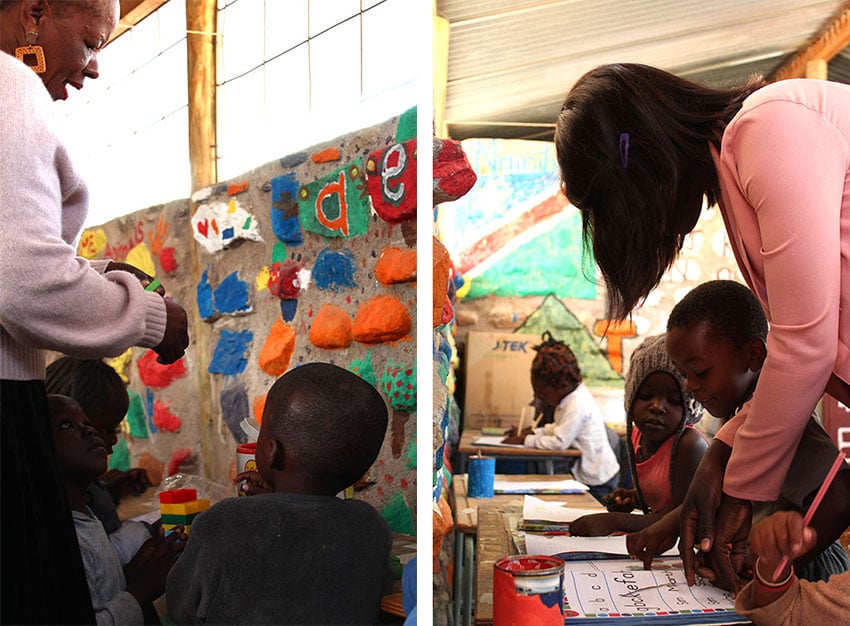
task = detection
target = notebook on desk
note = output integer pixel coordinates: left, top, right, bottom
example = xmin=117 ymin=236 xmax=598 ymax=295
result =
xmin=494 ymin=479 xmax=589 ymax=495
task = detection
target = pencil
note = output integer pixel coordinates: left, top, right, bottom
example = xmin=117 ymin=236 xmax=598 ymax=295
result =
xmin=772 ymin=452 xmax=846 ymax=580
xmin=145 ymin=278 xmax=162 ymax=292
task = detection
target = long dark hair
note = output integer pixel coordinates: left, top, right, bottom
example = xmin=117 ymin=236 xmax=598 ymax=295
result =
xmin=554 ymin=63 xmax=764 ymax=319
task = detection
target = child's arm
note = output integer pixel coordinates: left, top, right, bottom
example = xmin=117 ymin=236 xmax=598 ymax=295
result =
xmin=569 ymin=511 xmax=662 ymax=536
xmin=671 ymin=428 xmax=710 ymax=507
xmin=626 ymin=506 xmax=681 ymax=569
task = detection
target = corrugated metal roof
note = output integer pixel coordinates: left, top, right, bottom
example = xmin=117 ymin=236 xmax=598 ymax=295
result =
xmin=438 ymin=0 xmax=850 ymax=140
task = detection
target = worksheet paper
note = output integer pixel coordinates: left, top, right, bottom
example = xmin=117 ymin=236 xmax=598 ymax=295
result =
xmin=522 ymin=495 xmax=601 ymax=522
xmin=557 ymin=557 xmax=745 ymax=624
xmin=524 ymin=533 xmax=678 ymax=558
xmin=470 ymin=435 xmax=525 ymax=447
xmin=494 ymin=479 xmax=589 ymax=495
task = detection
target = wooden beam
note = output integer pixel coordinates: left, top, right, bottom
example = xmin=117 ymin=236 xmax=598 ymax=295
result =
xmin=771 ymin=3 xmax=850 ymax=81
xmin=185 ymin=0 xmax=218 ymax=480
xmin=434 ymin=0 xmax=450 ymax=138
xmin=110 ymin=0 xmax=169 ymax=42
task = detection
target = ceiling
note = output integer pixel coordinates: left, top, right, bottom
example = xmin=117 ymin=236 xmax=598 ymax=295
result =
xmin=437 ymin=0 xmax=850 ymax=141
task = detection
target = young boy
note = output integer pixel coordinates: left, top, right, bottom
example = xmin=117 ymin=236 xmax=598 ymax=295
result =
xmin=165 ymin=362 xmax=394 ymax=625
xmin=48 ymin=394 xmax=185 ymax=625
xmin=627 ymin=280 xmax=850 ymax=586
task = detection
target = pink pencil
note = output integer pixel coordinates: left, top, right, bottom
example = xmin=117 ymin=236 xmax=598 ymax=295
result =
xmin=772 ymin=452 xmax=847 ymax=580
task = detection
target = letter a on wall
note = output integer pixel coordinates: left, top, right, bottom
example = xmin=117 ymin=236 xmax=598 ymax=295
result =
xmin=297 ymin=159 xmax=369 ymax=238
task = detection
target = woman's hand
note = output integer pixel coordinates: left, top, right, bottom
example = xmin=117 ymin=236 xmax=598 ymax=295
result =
xmin=154 ymin=299 xmax=189 ymax=364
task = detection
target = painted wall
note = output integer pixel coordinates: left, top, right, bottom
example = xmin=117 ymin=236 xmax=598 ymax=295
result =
xmin=77 ymin=110 xmax=419 ymax=534
xmin=438 ymin=138 xmax=745 ymax=428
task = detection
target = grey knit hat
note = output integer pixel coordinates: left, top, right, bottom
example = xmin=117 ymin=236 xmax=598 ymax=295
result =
xmin=624 ymin=334 xmax=703 ymax=426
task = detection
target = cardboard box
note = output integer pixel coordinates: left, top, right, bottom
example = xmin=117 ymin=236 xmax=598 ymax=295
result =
xmin=463 ymin=331 xmax=539 ymax=429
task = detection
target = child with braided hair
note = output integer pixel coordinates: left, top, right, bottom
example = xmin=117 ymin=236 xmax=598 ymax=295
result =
xmin=46 ymin=356 xmax=156 ymax=566
xmin=570 ymin=334 xmax=709 ymax=535
xmin=503 ymin=331 xmax=620 ymax=502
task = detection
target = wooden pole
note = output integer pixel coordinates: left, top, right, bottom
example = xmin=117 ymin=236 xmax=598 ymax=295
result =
xmin=433 ymin=0 xmax=450 ymax=138
xmin=186 ymin=0 xmax=218 ymax=479
xmin=770 ymin=4 xmax=850 ymax=81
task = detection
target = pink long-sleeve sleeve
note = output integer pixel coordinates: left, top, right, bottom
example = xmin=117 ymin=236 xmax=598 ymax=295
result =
xmin=715 ymin=79 xmax=850 ymax=501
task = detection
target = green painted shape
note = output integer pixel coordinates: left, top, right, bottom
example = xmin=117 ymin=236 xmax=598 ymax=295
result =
xmin=347 ymin=350 xmax=377 ymax=387
xmin=108 ymin=437 xmax=131 ymax=472
xmin=380 ymin=361 xmax=416 ymax=411
xmin=272 ymin=241 xmax=287 ymax=264
xmin=467 ymin=211 xmax=596 ymax=299
xmin=126 ymin=389 xmax=148 ymax=438
xmin=404 ymin=436 xmax=417 ymax=469
xmin=395 ymin=107 xmax=417 ymax=142
xmin=516 ymin=294 xmax=623 ymax=388
xmin=297 ymin=158 xmax=369 ymax=238
xmin=380 ymin=491 xmax=415 ymax=535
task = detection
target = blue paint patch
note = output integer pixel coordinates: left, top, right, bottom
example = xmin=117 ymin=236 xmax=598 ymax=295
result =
xmin=271 ymin=173 xmax=303 ymax=244
xmin=196 ymin=269 xmax=216 ymax=320
xmin=222 ymin=226 xmax=234 ymax=241
xmin=279 ymin=152 xmax=308 ymax=168
xmin=220 ymin=384 xmax=249 ymax=444
xmin=208 ymin=329 xmax=253 ymax=376
xmin=145 ymin=388 xmax=158 ymax=434
xmin=213 ymin=272 xmax=251 ymax=315
xmin=313 ymin=247 xmax=356 ymax=291
xmin=280 ymin=298 xmax=298 ymax=322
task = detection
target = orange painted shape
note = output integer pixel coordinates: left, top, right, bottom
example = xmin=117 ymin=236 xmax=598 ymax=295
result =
xmin=352 ymin=295 xmax=411 ymax=344
xmin=258 ymin=318 xmax=297 ymax=376
xmin=315 ymin=172 xmax=349 ymax=235
xmin=433 ymin=237 xmax=451 ymax=328
xmin=309 ymin=304 xmax=353 ymax=350
xmin=252 ymin=395 xmax=266 ymax=426
xmin=375 ymin=247 xmax=417 ymax=285
xmin=311 ymin=148 xmax=341 ymax=163
xmin=211 ymin=218 xmax=220 ymax=235
xmin=227 ymin=181 xmax=250 ymax=196
xmin=593 ymin=318 xmax=637 ymax=374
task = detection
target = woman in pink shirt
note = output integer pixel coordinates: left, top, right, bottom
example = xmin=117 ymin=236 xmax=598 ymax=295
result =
xmin=554 ymin=63 xmax=850 ymax=592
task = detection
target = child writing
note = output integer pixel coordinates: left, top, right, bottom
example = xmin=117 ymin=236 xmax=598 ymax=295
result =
xmin=165 ymin=362 xmax=394 ymax=625
xmin=569 ymin=334 xmax=708 ymax=535
xmin=46 ymin=356 xmax=155 ymax=565
xmin=48 ymin=394 xmax=185 ymax=625
xmin=503 ymin=331 xmax=620 ymax=502
xmin=626 ymin=280 xmax=850 ymax=587
xmin=734 ymin=509 xmax=850 ymax=624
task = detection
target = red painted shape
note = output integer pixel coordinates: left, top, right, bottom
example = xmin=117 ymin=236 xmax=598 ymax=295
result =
xmin=365 ymin=139 xmax=417 ymax=224
xmin=196 ymin=219 xmax=209 ymax=238
xmin=137 ymin=350 xmax=186 ymax=388
xmin=456 ymin=193 xmax=569 ymax=274
xmin=153 ymin=400 xmax=182 ymax=433
xmin=267 ymin=260 xmax=302 ymax=300
xmin=159 ymin=247 xmax=178 ymax=274
xmin=159 ymin=488 xmax=196 ymax=503
xmin=167 ymin=449 xmax=193 ymax=477
xmin=433 ymin=138 xmax=477 ymax=203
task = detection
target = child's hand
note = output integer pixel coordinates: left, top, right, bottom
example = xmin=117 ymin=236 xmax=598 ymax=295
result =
xmin=233 ymin=470 xmax=272 ymax=496
xmin=749 ymin=510 xmax=817 ymax=580
xmin=627 ymin=515 xmax=678 ymax=569
xmin=502 ymin=427 xmax=534 ymax=445
xmin=603 ymin=488 xmax=637 ymax=512
xmin=569 ymin=513 xmax=616 ymax=537
xmin=124 ymin=525 xmax=187 ymax=604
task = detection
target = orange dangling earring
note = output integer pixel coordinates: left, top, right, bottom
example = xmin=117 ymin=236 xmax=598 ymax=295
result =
xmin=15 ymin=31 xmax=46 ymax=74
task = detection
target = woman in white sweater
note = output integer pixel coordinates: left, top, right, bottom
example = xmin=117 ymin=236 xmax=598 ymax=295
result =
xmin=0 ymin=1 xmax=189 ymax=622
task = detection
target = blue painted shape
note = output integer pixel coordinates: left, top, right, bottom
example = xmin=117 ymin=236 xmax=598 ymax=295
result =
xmin=222 ymin=226 xmax=235 ymax=241
xmin=220 ymin=383 xmax=249 ymax=444
xmin=196 ymin=269 xmax=216 ymax=320
xmin=208 ymin=329 xmax=253 ymax=376
xmin=213 ymin=271 xmax=251 ymax=315
xmin=271 ymin=173 xmax=303 ymax=244
xmin=145 ymin=388 xmax=158 ymax=434
xmin=280 ymin=298 xmax=298 ymax=322
xmin=313 ymin=247 xmax=356 ymax=291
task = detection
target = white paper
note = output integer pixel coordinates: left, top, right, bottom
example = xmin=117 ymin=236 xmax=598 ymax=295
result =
xmin=470 ymin=435 xmax=525 ymax=447
xmin=522 ymin=495 xmax=599 ymax=522
xmin=494 ymin=479 xmax=588 ymax=494
xmin=524 ymin=533 xmax=679 ymax=557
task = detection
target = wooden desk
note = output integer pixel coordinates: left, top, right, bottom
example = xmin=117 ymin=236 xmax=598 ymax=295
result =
xmin=457 ymin=429 xmax=582 ymax=474
xmin=452 ymin=475 xmax=602 ymax=626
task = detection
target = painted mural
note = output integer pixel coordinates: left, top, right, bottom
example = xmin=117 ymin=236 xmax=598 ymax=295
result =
xmin=75 ymin=109 xmax=419 ymax=534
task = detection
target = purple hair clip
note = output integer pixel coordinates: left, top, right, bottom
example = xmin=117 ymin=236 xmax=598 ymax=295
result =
xmin=619 ymin=133 xmax=630 ymax=168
